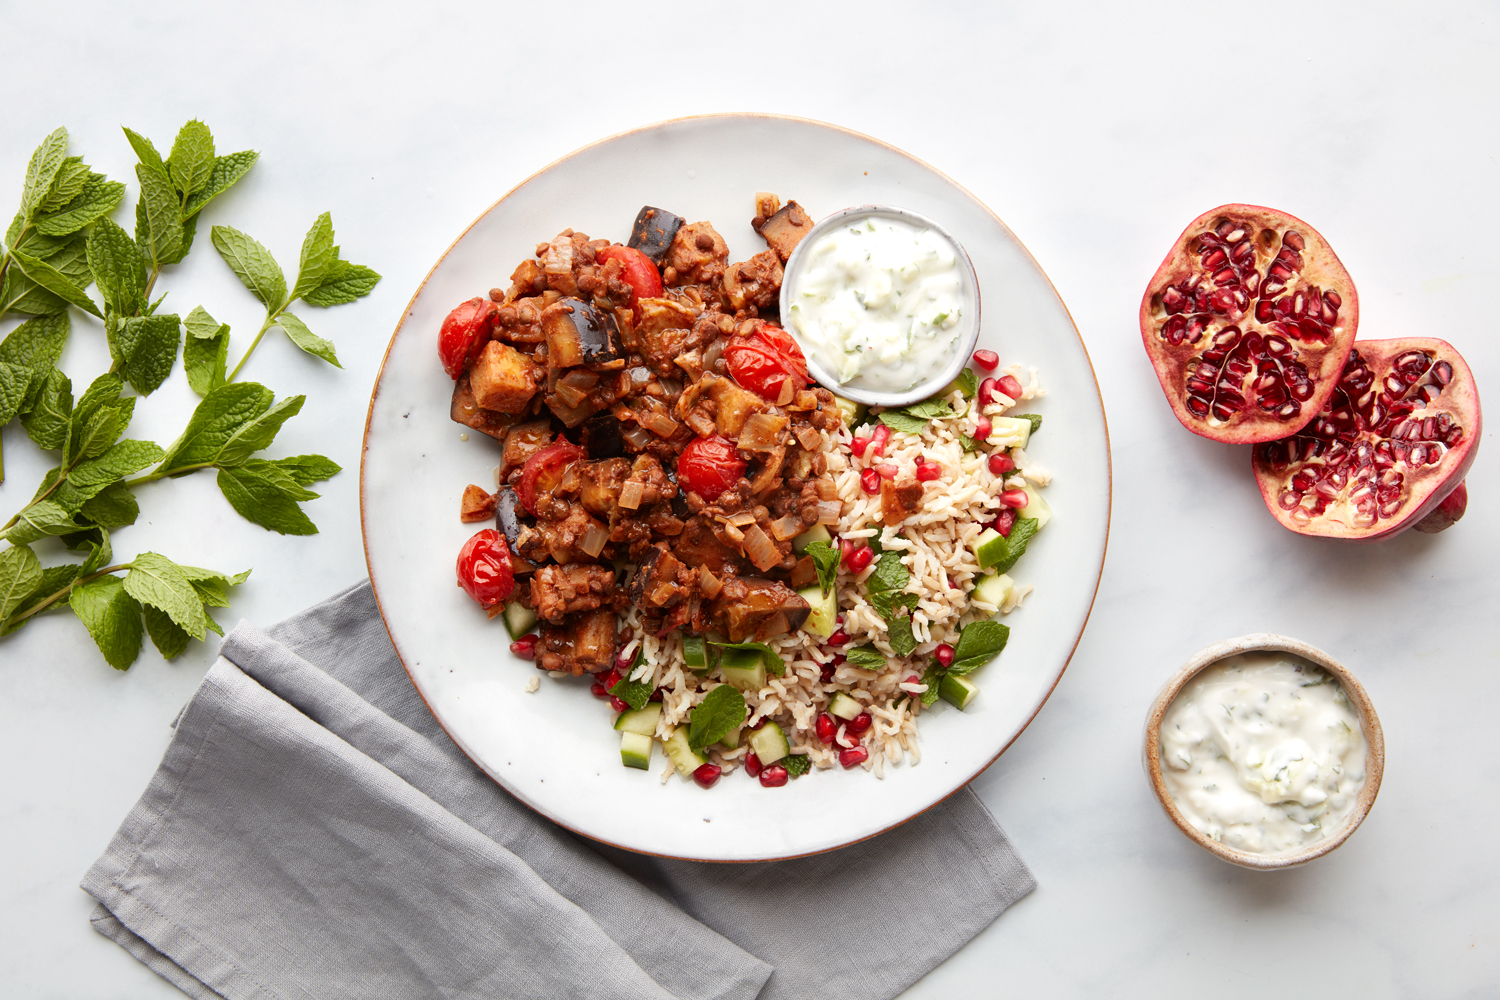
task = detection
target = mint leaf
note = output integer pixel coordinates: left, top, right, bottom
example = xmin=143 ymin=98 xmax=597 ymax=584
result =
xmin=35 ymin=176 xmax=125 ymax=237
xmin=269 ymin=454 xmax=340 ymax=485
xmin=176 ymin=564 xmax=249 ymax=608
xmin=290 ymin=212 xmax=337 ymax=301
xmin=302 ymin=259 xmax=381 ymax=307
xmin=78 ymin=480 xmax=139 ymax=529
xmin=987 ymin=517 xmax=1039 ymax=575
xmin=113 ymin=314 xmax=181 ymax=395
xmin=20 ymin=128 xmax=69 ymax=220
xmin=0 ymin=362 xmax=30 ymax=425
xmin=902 ymin=398 xmax=953 ymax=421
xmin=184 ymin=150 xmax=258 ymax=217
xmin=121 ymin=127 xmax=166 ymax=176
xmin=886 ymin=614 xmax=917 ymax=656
xmin=1 ymin=562 xmax=81 ymax=634
xmin=7 ymin=247 xmax=100 ymax=318
xmin=70 ymin=440 xmax=164 ymax=490
xmin=135 ymin=163 xmax=184 ymax=267
xmin=39 ymin=157 xmax=90 ymax=213
xmin=167 ymin=120 xmax=215 ymax=198
xmin=877 ymin=410 xmax=928 ymax=435
xmin=844 ymin=645 xmax=887 ymax=669
xmin=211 ymin=225 xmax=286 ymax=308
xmin=156 ymin=382 xmax=273 ymax=474
xmin=0 ymin=313 xmax=70 ymax=371
xmin=65 ymin=374 xmax=130 ymax=462
xmin=276 ymin=312 xmax=340 ymax=367
xmin=947 ymin=619 xmax=1010 ymax=676
xmin=1016 ymin=414 xmax=1042 ymax=436
xmin=803 ymin=539 xmax=838 ymax=597
xmin=709 ymin=639 xmax=786 ymax=676
xmin=87 ymin=218 xmax=147 ymax=316
xmin=609 ymin=653 xmax=654 ymax=711
xmin=687 ymin=684 xmax=746 ymax=751
xmin=123 ymin=551 xmax=210 ymax=640
xmin=142 ymin=604 xmax=191 ymax=659
xmin=70 ymin=574 xmax=143 ymax=670
xmin=216 ymin=462 xmax=319 ymax=535
xmin=953 ymin=368 xmax=978 ymax=399
xmin=80 ymin=531 xmax=112 ymax=575
xmin=182 ymin=305 xmax=230 ymax=395
xmin=781 ymin=753 xmax=812 ymax=778
xmin=0 ymin=544 xmax=43 ymax=621
xmin=2 ymin=500 xmax=78 ymax=545
xmin=919 ymin=664 xmax=943 ymax=706
xmin=216 ymin=393 xmax=304 ymax=465
xmin=958 ymin=433 xmax=977 ymax=452
xmin=21 ymin=369 xmax=71 ymax=449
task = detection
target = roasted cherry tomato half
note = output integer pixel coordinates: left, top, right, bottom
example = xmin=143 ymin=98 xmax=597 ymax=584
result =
xmin=438 ymin=296 xmax=497 ymax=379
xmin=596 ymin=245 xmax=663 ymax=313
xmin=677 ymin=434 xmax=747 ymax=502
xmin=517 ymin=437 xmax=586 ymax=515
xmin=456 ymin=528 xmax=515 ymax=608
xmin=724 ymin=321 xmax=810 ymax=400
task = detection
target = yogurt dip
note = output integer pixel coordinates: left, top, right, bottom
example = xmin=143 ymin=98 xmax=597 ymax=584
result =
xmin=1158 ymin=651 xmax=1367 ymax=855
xmin=785 ymin=214 xmax=969 ymax=394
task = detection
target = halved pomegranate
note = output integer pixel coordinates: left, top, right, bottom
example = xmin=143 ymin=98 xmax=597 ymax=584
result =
xmin=1141 ymin=205 xmax=1359 ymax=443
xmin=1251 ymin=338 xmax=1481 ymax=540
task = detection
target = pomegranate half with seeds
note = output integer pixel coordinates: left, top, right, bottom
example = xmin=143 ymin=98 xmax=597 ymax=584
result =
xmin=1140 ymin=205 xmax=1359 ymax=443
xmin=1251 ymin=338 xmax=1480 ymax=540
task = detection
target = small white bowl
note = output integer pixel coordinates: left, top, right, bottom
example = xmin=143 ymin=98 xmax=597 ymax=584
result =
xmin=1143 ymin=633 xmax=1385 ymax=871
xmin=779 ymin=205 xmax=981 ymax=408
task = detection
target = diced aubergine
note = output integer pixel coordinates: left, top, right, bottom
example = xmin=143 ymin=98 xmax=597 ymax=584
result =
xmin=494 ymin=487 xmax=531 ymax=549
xmin=499 ymin=420 xmax=555 ymax=480
xmin=627 ymin=206 xmax=685 ymax=265
xmin=536 ymin=608 xmax=617 ymax=676
xmin=541 ymin=297 xmax=624 ymax=370
xmin=450 ymin=375 xmax=518 ymax=441
xmin=710 ymin=579 xmax=810 ymax=642
xmin=581 ymin=411 xmax=625 ymax=458
xmin=469 ymin=340 xmax=540 ymax=414
xmin=759 ymin=200 xmax=815 ymax=262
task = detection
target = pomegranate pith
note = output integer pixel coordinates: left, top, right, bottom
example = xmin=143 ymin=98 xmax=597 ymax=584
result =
xmin=1141 ymin=205 xmax=1359 ymax=444
xmin=1251 ymin=338 xmax=1481 ymax=541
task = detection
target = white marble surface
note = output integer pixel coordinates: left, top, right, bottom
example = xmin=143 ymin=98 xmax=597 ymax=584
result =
xmin=1 ymin=2 xmax=1496 ymax=995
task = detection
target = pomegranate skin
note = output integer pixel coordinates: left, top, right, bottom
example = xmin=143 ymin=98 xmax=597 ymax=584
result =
xmin=1251 ymin=338 xmax=1481 ymax=541
xmin=1412 ymin=480 xmax=1467 ymax=534
xmin=1141 ymin=205 xmax=1359 ymax=444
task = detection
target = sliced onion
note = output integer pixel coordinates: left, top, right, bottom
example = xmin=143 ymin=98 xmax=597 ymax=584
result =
xmin=723 ymin=522 xmax=746 ymax=544
xmin=742 ymin=524 xmax=780 ymax=571
xmin=816 ymin=499 xmax=842 ymax=525
xmin=621 ymin=424 xmax=652 ymax=449
xmin=560 ymin=369 xmax=599 ymax=391
xmin=579 ymin=520 xmax=609 ymax=558
xmin=698 ymin=565 xmax=722 ymax=599
xmin=554 ymin=381 xmax=589 ymax=409
xmin=629 ymin=366 xmax=652 ymax=385
xmin=739 ymin=412 xmax=788 ymax=451
xmin=774 ymin=378 xmax=795 ymax=406
xmin=795 ymin=424 xmax=822 ymax=451
xmin=659 ymin=377 xmax=683 ymax=396
xmin=702 ymin=337 xmax=725 ymax=372
xmin=771 ymin=515 xmax=803 ymax=541
xmin=559 ymin=464 xmax=580 ymax=493
xmin=726 ymin=510 xmax=757 ymax=527
xmin=619 ymin=480 xmax=645 ymax=510
xmin=542 ymin=235 xmax=574 ymax=275
xmin=640 ymin=410 xmax=680 ymax=438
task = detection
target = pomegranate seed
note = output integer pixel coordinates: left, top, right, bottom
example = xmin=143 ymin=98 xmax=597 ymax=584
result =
xmin=827 ymin=630 xmax=849 ymax=647
xmin=602 ymin=669 xmax=621 ymax=690
xmin=904 ymin=674 xmax=921 ymax=685
xmin=860 ymin=468 xmax=881 ymax=495
xmin=744 ymin=752 xmax=763 ymax=778
xmin=935 ymin=643 xmax=955 ymax=667
xmin=816 ymin=712 xmax=838 ymax=743
xmin=820 ymin=662 xmax=836 ymax=681
xmin=839 ymin=746 xmax=870 ymax=768
xmin=648 ymin=687 xmax=664 ymax=703
xmin=987 ymin=453 xmax=1015 ymax=475
xmin=850 ymin=436 xmax=871 ymax=457
xmin=847 ymin=545 xmax=874 ymax=573
xmin=978 ymin=378 xmax=998 ymax=406
xmin=693 ymin=763 xmax=722 ymax=789
xmin=972 ymin=350 xmax=999 ymax=371
xmin=869 ymin=424 xmax=891 ymax=457
xmin=833 ymin=653 xmax=847 ymax=665
xmin=614 ymin=651 xmax=633 ymax=670
xmin=510 ymin=638 xmax=537 ymax=659
xmin=608 ymin=696 xmax=628 ymax=712
xmin=875 ymin=463 xmax=898 ymax=479
xmin=996 ymin=374 xmax=1024 ymax=400
xmin=996 ymin=508 xmax=1017 ymax=537
xmin=1000 ymin=489 xmax=1029 ymax=509
xmin=590 ymin=682 xmax=608 ymax=697
xmin=759 ymin=765 xmax=789 ymax=787
xmin=973 ymin=415 xmax=991 ymax=441
xmin=847 ymin=712 xmax=872 ymax=735
xmin=916 ymin=460 xmax=941 ymax=482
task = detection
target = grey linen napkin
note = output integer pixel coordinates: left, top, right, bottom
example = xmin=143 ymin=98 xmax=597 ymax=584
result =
xmin=82 ymin=581 xmax=1035 ymax=999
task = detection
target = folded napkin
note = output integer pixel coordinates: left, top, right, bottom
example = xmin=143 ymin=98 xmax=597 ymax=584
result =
xmin=83 ymin=581 xmax=1034 ymax=999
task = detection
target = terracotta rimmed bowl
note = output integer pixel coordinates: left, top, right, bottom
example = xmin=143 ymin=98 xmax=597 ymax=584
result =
xmin=1143 ymin=633 xmax=1385 ymax=871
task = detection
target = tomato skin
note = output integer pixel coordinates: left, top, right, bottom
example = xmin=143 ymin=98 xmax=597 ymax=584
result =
xmin=517 ymin=437 xmax=586 ymax=515
xmin=439 ymin=297 xmax=497 ymax=379
xmin=724 ymin=322 xmax=811 ymax=399
xmin=456 ymin=529 xmax=515 ymax=608
xmin=677 ymin=435 xmax=747 ymax=501
xmin=596 ymin=245 xmax=663 ymax=312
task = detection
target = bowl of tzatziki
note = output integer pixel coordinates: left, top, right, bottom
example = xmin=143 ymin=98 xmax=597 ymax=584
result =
xmin=780 ymin=205 xmax=981 ymax=407
xmin=1143 ymin=634 xmax=1385 ymax=871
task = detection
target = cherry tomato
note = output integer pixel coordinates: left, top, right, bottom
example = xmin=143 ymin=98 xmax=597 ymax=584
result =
xmin=517 ymin=437 xmax=585 ymax=515
xmin=677 ymin=435 xmax=746 ymax=501
xmin=723 ymin=322 xmax=810 ymax=400
xmin=596 ymin=245 xmax=663 ymax=313
xmin=438 ymin=297 xmax=496 ymax=379
xmin=456 ymin=529 xmax=515 ymax=608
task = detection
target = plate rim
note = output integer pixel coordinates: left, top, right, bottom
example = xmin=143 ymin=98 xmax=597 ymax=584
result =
xmin=359 ymin=112 xmax=1114 ymax=862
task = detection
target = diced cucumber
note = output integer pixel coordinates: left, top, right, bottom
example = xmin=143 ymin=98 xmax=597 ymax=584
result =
xmin=832 ymin=395 xmax=868 ymax=429
xmin=972 ymin=528 xmax=1006 ymax=570
xmin=620 ymin=731 xmax=653 ymax=770
xmin=718 ymin=646 xmax=767 ymax=691
xmin=719 ymin=724 xmax=743 ymax=750
xmin=748 ymin=721 xmax=790 ymax=765
xmin=939 ymin=674 xmax=980 ymax=710
xmin=792 ymin=523 xmax=832 ymax=553
xmin=972 ymin=573 xmax=1014 ymax=609
xmin=828 ymin=691 xmax=863 ymax=721
xmin=662 ymin=726 xmax=707 ymax=777
xmin=683 ymin=636 xmax=708 ymax=670
xmin=613 ymin=703 xmax=663 ymax=736
xmin=1020 ymin=483 xmax=1051 ymax=529
xmin=798 ymin=584 xmax=837 ymax=639
xmin=502 ymin=601 xmax=538 ymax=640
xmin=990 ymin=416 xmax=1032 ymax=448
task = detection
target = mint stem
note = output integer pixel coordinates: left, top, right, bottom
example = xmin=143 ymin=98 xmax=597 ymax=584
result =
xmin=3 ymin=562 xmax=129 ymax=629
xmin=124 ymin=461 xmax=215 ymax=489
xmin=225 ymin=308 xmax=281 ymax=384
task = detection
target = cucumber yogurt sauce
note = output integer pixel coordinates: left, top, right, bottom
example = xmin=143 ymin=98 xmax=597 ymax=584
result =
xmin=786 ymin=215 xmax=967 ymax=393
xmin=1159 ymin=651 xmax=1367 ymax=855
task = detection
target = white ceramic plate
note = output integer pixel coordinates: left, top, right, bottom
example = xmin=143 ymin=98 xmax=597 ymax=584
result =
xmin=362 ymin=115 xmax=1111 ymax=861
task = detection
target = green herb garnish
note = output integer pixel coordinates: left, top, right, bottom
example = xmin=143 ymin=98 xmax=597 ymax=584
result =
xmin=688 ymin=684 xmax=747 ymax=751
xmin=803 ymin=539 xmax=839 ymax=598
